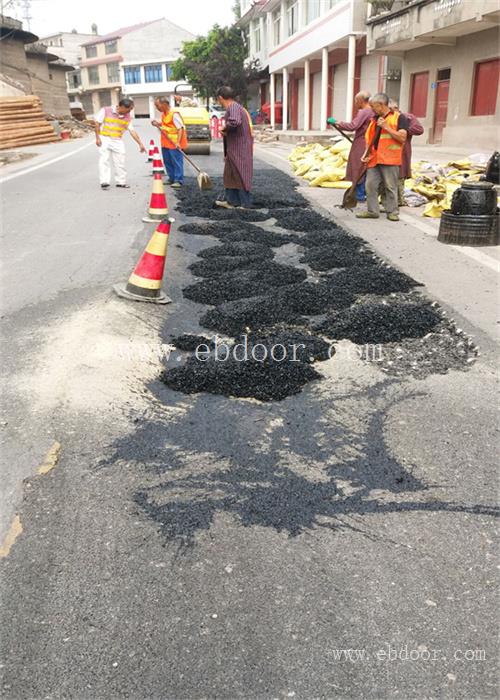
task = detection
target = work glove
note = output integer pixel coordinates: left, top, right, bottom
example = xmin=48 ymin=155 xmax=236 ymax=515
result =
xmin=327 ymin=117 xmax=337 ymax=125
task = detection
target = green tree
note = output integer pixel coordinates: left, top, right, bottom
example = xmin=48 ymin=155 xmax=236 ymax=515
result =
xmin=171 ymin=25 xmax=259 ymax=104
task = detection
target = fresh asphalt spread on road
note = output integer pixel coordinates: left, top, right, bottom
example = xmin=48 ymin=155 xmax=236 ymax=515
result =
xmin=1 ymin=126 xmax=498 ymax=699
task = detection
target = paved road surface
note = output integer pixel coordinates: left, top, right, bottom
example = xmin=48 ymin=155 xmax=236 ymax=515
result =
xmin=1 ymin=126 xmax=498 ymax=699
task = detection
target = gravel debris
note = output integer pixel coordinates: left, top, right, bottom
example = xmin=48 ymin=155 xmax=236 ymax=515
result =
xmin=178 ymin=221 xmax=260 ymax=237
xmin=366 ymin=322 xmax=477 ymax=378
xmin=183 ymin=262 xmax=307 ymax=305
xmin=281 ymin=281 xmax=356 ymax=315
xmin=318 ymin=301 xmax=441 ymax=344
xmin=242 ymin=327 xmax=332 ymax=363
xmin=161 ymin=354 xmax=321 ymax=402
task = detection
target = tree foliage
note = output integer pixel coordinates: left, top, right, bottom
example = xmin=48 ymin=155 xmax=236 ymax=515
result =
xmin=171 ymin=25 xmax=259 ymax=104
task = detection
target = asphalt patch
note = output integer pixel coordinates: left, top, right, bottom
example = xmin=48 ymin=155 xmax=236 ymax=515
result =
xmin=200 ymin=295 xmax=305 ymax=335
xmin=329 ymin=265 xmax=421 ymax=296
xmin=281 ymin=281 xmax=356 ymax=315
xmin=198 ymin=241 xmax=273 ymax=259
xmin=242 ymin=327 xmax=332 ymax=363
xmin=298 ymin=229 xmax=363 ymax=249
xmin=183 ymin=262 xmax=307 ymax=305
xmin=318 ymin=301 xmax=441 ymax=344
xmin=178 ymin=221 xmax=260 ymax=237
xmin=189 ymin=255 xmax=270 ymax=278
xmin=171 ymin=334 xmax=215 ymax=352
xmin=160 ymin=354 xmax=321 ymax=402
xmin=271 ymin=208 xmax=336 ymax=232
xmin=300 ymin=245 xmax=378 ymax=271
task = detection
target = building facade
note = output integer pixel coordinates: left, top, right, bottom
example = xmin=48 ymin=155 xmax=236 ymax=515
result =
xmin=366 ymin=0 xmax=500 ymax=148
xmin=79 ymin=18 xmax=194 ymax=118
xmin=39 ymin=31 xmax=99 ymax=104
xmin=25 ymin=43 xmax=73 ymax=115
xmin=239 ymin=0 xmax=394 ymax=131
xmin=0 ymin=15 xmax=38 ymax=95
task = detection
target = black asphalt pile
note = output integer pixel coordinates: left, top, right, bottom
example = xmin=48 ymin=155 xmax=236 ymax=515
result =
xmin=222 ymin=228 xmax=296 ymax=247
xmin=243 ymin=327 xmax=332 ymax=363
xmin=318 ymin=301 xmax=441 ymax=344
xmin=299 ymin=229 xmax=363 ymax=249
xmin=198 ymin=241 xmax=272 ymax=259
xmin=270 ymin=208 xmax=336 ymax=232
xmin=190 ymin=255 xmax=269 ymax=278
xmin=208 ymin=208 xmax=270 ymax=222
xmin=178 ymin=221 xmax=260 ymax=238
xmin=329 ymin=264 xmax=421 ymax=296
xmin=183 ymin=262 xmax=307 ymax=305
xmin=171 ymin=334 xmax=215 ymax=352
xmin=280 ymin=281 xmax=355 ymax=315
xmin=251 ymin=169 xmax=309 ymax=209
xmin=300 ymin=245 xmax=377 ymax=271
xmin=160 ymin=354 xmax=321 ymax=402
xmin=200 ymin=295 xmax=305 ymax=335
xmin=366 ymin=323 xmax=477 ymax=379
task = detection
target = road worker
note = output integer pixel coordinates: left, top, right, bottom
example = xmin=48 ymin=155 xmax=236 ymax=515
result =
xmin=95 ymin=97 xmax=146 ymax=189
xmin=152 ymin=97 xmax=187 ymax=188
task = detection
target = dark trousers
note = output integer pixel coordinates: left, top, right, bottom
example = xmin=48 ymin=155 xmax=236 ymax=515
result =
xmin=225 ymin=188 xmax=252 ymax=207
xmin=162 ymin=147 xmax=184 ymax=183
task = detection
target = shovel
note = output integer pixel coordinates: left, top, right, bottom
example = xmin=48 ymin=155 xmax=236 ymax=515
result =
xmin=178 ymin=148 xmax=213 ymax=191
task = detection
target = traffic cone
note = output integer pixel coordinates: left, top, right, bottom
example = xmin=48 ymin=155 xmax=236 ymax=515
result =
xmin=152 ymin=147 xmax=164 ymax=174
xmin=147 ymin=139 xmax=155 ymax=162
xmin=142 ymin=173 xmax=168 ymax=223
xmin=114 ymin=218 xmax=174 ymax=304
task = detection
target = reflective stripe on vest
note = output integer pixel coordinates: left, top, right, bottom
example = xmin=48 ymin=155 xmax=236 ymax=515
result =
xmin=161 ymin=111 xmax=188 ymax=149
xmin=100 ymin=107 xmax=131 ymax=138
xmin=365 ymin=111 xmax=403 ymax=167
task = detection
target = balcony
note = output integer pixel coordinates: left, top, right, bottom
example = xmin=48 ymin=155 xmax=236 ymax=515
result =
xmin=366 ymin=0 xmax=500 ymax=53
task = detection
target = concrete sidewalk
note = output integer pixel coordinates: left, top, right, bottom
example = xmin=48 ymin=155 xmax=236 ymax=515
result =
xmin=254 ymin=140 xmax=500 ymax=365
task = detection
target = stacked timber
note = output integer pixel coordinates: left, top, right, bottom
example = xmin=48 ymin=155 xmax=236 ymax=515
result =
xmin=0 ymin=95 xmax=59 ymax=150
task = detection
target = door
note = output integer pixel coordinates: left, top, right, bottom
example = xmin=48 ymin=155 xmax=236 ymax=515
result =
xmin=433 ymin=76 xmax=450 ymax=143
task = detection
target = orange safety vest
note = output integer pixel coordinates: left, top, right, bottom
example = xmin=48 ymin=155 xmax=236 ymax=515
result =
xmin=160 ymin=110 xmax=188 ymax=149
xmin=365 ymin=111 xmax=403 ymax=168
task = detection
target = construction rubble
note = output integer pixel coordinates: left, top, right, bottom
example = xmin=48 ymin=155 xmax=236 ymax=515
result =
xmin=288 ymin=139 xmax=494 ymax=218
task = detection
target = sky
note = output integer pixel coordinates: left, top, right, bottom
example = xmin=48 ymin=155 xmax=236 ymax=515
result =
xmin=8 ymin=0 xmax=236 ymax=38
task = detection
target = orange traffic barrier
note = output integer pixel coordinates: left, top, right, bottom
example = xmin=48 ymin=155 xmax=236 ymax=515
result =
xmin=152 ymin=147 xmax=164 ymax=174
xmin=114 ymin=218 xmax=174 ymax=304
xmin=142 ymin=173 xmax=168 ymax=223
xmin=147 ymin=139 xmax=155 ymax=162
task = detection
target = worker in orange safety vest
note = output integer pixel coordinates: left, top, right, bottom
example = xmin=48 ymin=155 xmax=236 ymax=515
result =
xmin=356 ymin=92 xmax=409 ymax=222
xmin=151 ymin=96 xmax=188 ymax=188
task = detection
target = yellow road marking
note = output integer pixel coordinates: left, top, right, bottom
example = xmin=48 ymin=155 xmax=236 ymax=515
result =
xmin=0 ymin=515 xmax=23 ymax=558
xmin=38 ymin=441 xmax=61 ymax=475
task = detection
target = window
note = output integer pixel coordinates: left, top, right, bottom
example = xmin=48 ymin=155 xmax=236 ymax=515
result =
xmin=124 ymin=66 xmax=141 ymax=84
xmin=409 ymin=71 xmax=429 ymax=117
xmin=88 ymin=66 xmax=99 ymax=85
xmin=165 ymin=64 xmax=174 ymax=80
xmin=85 ymin=45 xmax=97 ymax=58
xmin=471 ymin=58 xmax=499 ymax=116
xmin=68 ymin=70 xmax=81 ymax=89
xmin=307 ymin=0 xmax=321 ymax=23
xmin=144 ymin=64 xmax=163 ymax=83
xmin=107 ymin=62 xmax=120 ymax=83
xmin=273 ymin=9 xmax=281 ymax=45
xmin=104 ymin=39 xmax=117 ymax=54
xmin=287 ymin=0 xmax=298 ymax=36
xmin=252 ymin=22 xmax=261 ymax=53
xmin=437 ymin=68 xmax=451 ymax=81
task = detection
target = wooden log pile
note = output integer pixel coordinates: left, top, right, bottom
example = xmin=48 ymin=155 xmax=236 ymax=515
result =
xmin=0 ymin=95 xmax=59 ymax=150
